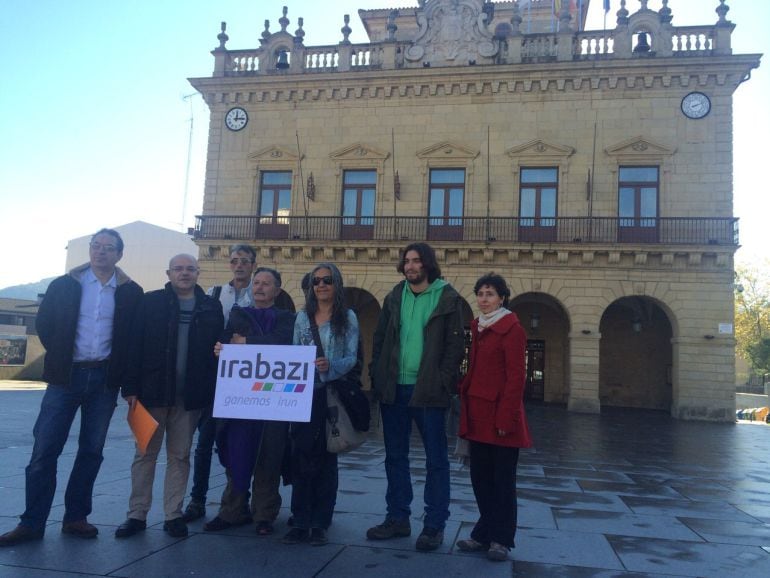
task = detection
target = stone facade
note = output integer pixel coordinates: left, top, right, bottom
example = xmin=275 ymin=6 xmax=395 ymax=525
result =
xmin=189 ymin=0 xmax=760 ymax=421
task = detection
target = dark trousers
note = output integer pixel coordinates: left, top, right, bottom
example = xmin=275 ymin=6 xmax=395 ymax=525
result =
xmin=468 ymin=440 xmax=520 ymax=548
xmin=289 ymin=385 xmax=338 ymax=530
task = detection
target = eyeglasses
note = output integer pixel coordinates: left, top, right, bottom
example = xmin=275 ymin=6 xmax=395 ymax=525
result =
xmin=312 ymin=276 xmax=333 ymax=286
xmin=90 ymin=242 xmax=117 ymax=253
xmin=229 ymin=258 xmax=253 ymax=265
xmin=169 ymin=266 xmax=199 ymax=273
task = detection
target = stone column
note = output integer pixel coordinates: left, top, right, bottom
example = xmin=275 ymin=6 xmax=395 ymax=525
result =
xmin=671 ymin=336 xmax=736 ymax=421
xmin=567 ymin=332 xmax=601 ymax=413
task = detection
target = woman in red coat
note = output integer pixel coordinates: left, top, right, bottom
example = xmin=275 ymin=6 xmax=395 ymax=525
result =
xmin=456 ymin=273 xmax=532 ymax=562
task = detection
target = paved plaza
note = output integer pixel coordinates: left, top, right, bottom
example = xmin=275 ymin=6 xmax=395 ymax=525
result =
xmin=0 ymin=382 xmax=769 ymax=577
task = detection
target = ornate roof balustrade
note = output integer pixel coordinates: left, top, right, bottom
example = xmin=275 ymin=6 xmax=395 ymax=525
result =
xmin=210 ymin=1 xmax=735 ymax=77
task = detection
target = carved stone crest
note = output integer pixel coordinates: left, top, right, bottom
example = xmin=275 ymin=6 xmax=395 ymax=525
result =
xmin=405 ymin=0 xmax=498 ymax=65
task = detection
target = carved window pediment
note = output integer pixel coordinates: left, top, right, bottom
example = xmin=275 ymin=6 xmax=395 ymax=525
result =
xmin=329 ymin=143 xmax=390 ymax=162
xmin=605 ymin=136 xmax=675 ymax=160
xmin=330 ymin=143 xmax=389 ymax=181
xmin=249 ymin=145 xmax=300 ymax=164
xmin=506 ymin=139 xmax=575 ymax=161
xmin=417 ymin=141 xmax=479 ymax=161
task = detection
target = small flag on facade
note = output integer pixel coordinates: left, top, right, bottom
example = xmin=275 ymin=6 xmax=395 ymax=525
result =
xmin=394 ymin=170 xmax=401 ymax=200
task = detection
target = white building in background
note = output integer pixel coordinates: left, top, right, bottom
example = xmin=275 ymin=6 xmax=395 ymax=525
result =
xmin=65 ymin=221 xmax=199 ymax=291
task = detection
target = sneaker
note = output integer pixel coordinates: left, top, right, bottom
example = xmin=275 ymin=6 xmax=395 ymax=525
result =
xmin=182 ymin=500 xmax=206 ymax=523
xmin=255 ymin=520 xmax=274 ymax=536
xmin=62 ymin=519 xmax=98 ymax=539
xmin=115 ymin=518 xmax=146 ymax=539
xmin=282 ymin=527 xmax=310 ymax=544
xmin=0 ymin=525 xmax=44 ymax=547
xmin=415 ymin=527 xmax=443 ymax=552
xmin=456 ymin=537 xmax=488 ymax=552
xmin=163 ymin=518 xmax=188 ymax=538
xmin=366 ymin=518 xmax=411 ymax=540
xmin=309 ymin=527 xmax=328 ymax=546
xmin=487 ymin=541 xmax=509 ymax=562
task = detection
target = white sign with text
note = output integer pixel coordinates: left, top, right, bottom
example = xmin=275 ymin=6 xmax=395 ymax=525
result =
xmin=213 ymin=344 xmax=316 ymax=422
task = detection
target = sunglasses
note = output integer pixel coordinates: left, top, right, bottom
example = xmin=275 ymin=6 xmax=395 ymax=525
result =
xmin=312 ymin=276 xmax=333 ymax=286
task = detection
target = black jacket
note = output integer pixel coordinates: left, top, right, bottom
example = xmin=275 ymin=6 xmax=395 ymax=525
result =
xmin=123 ymin=283 xmax=224 ymax=410
xmin=35 ymin=263 xmax=143 ymax=388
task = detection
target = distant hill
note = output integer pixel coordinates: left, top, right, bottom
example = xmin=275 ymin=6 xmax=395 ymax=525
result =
xmin=0 ymin=278 xmax=54 ymax=300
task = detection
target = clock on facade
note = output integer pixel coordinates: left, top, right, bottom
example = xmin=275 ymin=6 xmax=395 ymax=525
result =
xmin=225 ymin=107 xmax=248 ymax=131
xmin=680 ymin=92 xmax=711 ymax=119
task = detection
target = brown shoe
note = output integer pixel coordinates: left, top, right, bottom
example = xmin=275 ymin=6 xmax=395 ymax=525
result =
xmin=62 ymin=519 xmax=98 ymax=539
xmin=0 ymin=525 xmax=44 ymax=547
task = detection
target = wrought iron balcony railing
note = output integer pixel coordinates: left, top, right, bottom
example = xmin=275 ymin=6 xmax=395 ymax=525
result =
xmin=193 ymin=216 xmax=738 ymax=246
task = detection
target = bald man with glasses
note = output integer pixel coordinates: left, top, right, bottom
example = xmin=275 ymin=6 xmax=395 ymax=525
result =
xmin=115 ymin=254 xmax=223 ymax=539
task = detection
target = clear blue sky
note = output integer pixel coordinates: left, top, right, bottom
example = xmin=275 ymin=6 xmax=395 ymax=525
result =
xmin=0 ymin=0 xmax=767 ymax=289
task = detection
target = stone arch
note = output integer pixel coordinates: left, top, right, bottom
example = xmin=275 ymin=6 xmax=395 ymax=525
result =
xmin=509 ymin=291 xmax=571 ymax=404
xmin=628 ymin=10 xmax=660 ymax=54
xmin=345 ymin=287 xmax=381 ymax=391
xmin=599 ymin=295 xmax=675 ymax=411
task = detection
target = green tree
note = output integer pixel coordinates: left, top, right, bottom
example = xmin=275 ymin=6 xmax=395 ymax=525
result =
xmin=735 ymin=263 xmax=770 ymax=376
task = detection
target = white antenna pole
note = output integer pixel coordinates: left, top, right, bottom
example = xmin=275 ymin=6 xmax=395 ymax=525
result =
xmin=181 ymin=93 xmax=198 ymax=232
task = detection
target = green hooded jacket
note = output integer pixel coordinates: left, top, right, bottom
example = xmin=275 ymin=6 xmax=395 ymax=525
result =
xmin=370 ymin=279 xmax=465 ymax=408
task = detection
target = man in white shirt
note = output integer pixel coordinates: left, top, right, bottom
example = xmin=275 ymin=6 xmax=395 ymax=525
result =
xmin=182 ymin=244 xmax=256 ymax=522
xmin=0 ymin=229 xmax=143 ymax=546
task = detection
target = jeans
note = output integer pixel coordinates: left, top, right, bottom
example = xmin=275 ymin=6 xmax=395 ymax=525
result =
xmin=189 ymin=405 xmax=216 ymax=504
xmin=380 ymin=384 xmax=450 ymax=530
xmin=21 ymin=365 xmax=118 ymax=531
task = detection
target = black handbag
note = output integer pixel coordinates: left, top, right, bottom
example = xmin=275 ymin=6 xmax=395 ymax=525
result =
xmin=330 ymin=377 xmax=370 ymax=432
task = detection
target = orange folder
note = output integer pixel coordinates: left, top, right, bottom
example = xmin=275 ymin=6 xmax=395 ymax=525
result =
xmin=127 ymin=400 xmax=159 ymax=455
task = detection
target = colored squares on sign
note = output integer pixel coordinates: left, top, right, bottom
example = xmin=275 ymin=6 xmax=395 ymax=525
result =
xmin=251 ymin=382 xmax=306 ymax=393
xmin=251 ymin=382 xmax=274 ymax=391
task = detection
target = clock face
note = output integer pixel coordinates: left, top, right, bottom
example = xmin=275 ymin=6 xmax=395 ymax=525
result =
xmin=225 ymin=107 xmax=248 ymax=131
xmin=681 ymin=92 xmax=711 ymax=119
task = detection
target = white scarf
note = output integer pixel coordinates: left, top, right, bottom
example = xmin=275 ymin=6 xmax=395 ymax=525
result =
xmin=477 ymin=307 xmax=511 ymax=332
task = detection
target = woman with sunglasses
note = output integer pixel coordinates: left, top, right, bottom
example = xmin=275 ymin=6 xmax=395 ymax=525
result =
xmin=283 ymin=263 xmax=359 ymax=546
xmin=456 ymin=273 xmax=531 ymax=562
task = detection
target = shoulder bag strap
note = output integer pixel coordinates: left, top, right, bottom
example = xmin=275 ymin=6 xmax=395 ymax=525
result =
xmin=308 ymin=314 xmax=326 ymax=359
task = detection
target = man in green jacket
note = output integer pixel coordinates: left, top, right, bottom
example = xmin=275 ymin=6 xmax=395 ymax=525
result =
xmin=367 ymin=242 xmax=465 ymax=551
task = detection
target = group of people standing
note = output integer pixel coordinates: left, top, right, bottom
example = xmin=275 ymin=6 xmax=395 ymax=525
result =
xmin=0 ymin=228 xmax=532 ymax=563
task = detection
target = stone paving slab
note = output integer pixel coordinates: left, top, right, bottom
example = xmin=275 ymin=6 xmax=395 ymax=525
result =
xmin=512 ymin=526 xmax=625 ymax=570
xmin=553 ymin=508 xmax=703 ymax=541
xmin=608 ymin=535 xmax=770 ymax=578
xmin=3 ymin=387 xmax=770 ymax=577
xmin=621 ymin=495 xmax=762 ymax=522
xmin=678 ymin=517 xmax=770 ymax=547
xmin=576 ymin=479 xmax=685 ymax=499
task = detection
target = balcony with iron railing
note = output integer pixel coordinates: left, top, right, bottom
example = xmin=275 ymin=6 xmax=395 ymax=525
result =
xmin=193 ymin=215 xmax=739 ymax=247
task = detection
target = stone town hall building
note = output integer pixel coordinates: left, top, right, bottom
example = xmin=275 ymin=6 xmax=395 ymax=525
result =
xmin=188 ymin=0 xmax=760 ymax=421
